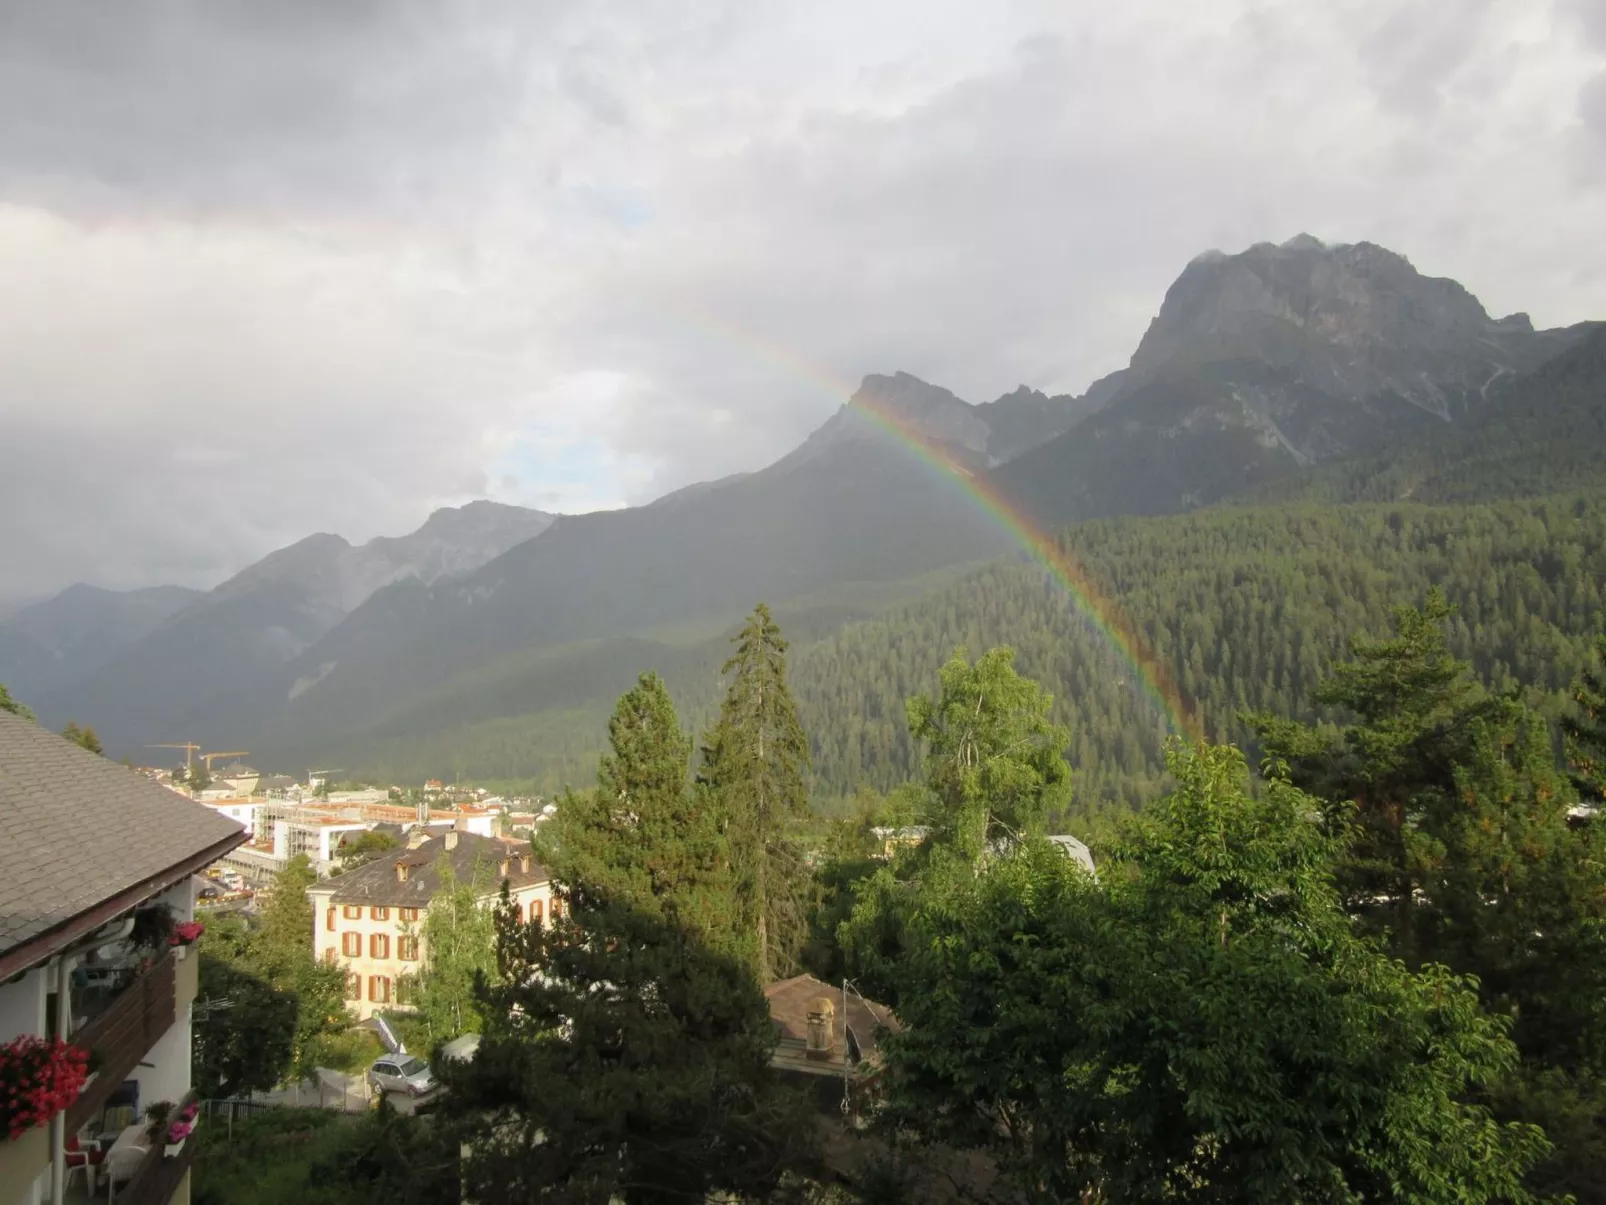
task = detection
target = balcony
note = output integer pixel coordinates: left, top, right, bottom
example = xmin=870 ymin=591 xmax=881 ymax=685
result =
xmin=67 ymin=947 xmax=186 ymax=1136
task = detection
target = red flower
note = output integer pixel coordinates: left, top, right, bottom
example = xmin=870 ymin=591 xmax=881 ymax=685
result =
xmin=0 ymin=1037 xmax=89 ymax=1141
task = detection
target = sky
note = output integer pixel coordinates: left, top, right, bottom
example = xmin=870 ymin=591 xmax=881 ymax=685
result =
xmin=0 ymin=0 xmax=1602 ymax=603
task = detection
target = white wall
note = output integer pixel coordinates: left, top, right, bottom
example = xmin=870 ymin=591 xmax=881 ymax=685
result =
xmin=0 ymin=967 xmax=47 ymax=1044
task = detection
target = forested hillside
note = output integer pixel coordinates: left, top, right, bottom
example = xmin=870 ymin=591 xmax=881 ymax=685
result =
xmin=323 ymin=494 xmax=1606 ymax=815
xmin=1255 ymin=325 xmax=1606 ymax=506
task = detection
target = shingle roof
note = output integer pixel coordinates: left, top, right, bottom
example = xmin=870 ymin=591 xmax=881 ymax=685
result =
xmin=764 ymin=973 xmax=900 ymax=1064
xmin=316 ymin=831 xmax=547 ymax=906
xmin=0 ymin=712 xmax=249 ymax=967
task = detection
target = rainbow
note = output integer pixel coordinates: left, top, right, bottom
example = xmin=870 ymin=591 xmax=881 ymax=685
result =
xmin=672 ymin=308 xmax=1199 ymax=738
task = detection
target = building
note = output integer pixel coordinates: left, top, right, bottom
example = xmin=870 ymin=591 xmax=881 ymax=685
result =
xmin=0 ymin=712 xmax=248 ymax=1205
xmin=200 ymin=798 xmax=263 ymax=840
xmin=763 ymin=973 xmax=899 ymax=1084
xmin=305 ymin=828 xmax=553 ymax=1021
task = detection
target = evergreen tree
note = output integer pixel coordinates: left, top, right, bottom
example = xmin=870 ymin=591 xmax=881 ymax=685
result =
xmin=698 ymin=603 xmax=811 ymax=980
xmin=438 ymin=889 xmax=818 ymax=1204
xmin=541 ymin=672 xmax=733 ymax=941
xmin=189 ymin=760 xmax=213 ymax=791
xmin=1251 ymin=589 xmax=1481 ymax=955
xmin=1565 ymin=634 xmax=1606 ymax=805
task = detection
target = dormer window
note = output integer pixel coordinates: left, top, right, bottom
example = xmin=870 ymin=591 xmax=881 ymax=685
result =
xmin=498 ymin=859 xmax=511 ymax=878
xmin=396 ymin=863 xmax=410 ymax=883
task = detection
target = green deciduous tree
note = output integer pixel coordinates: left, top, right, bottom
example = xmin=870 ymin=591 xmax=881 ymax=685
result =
xmin=193 ymin=914 xmax=298 ymax=1098
xmin=336 ymin=829 xmax=401 ymax=874
xmin=839 ymin=647 xmax=1072 ymax=1002
xmin=0 ymin=682 xmax=34 ymax=721
xmin=907 ymin=645 xmax=1072 ymax=862
xmin=408 ymin=857 xmax=497 ymax=1040
xmin=876 ymin=741 xmax=1550 ymax=1205
xmin=437 ymin=888 xmax=817 ymax=1205
xmin=252 ymin=855 xmax=349 ymax=1079
xmin=542 ymin=672 xmax=734 ymax=943
xmin=699 ymin=603 xmax=812 ymax=981
xmin=61 ymin=722 xmax=103 ymax=754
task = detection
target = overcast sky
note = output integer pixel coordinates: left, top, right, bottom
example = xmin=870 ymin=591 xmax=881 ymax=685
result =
xmin=0 ymin=0 xmax=1602 ymax=602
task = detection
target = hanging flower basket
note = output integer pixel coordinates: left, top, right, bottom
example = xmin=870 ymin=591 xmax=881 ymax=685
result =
xmin=170 ymin=921 xmax=205 ymax=960
xmin=163 ymin=1102 xmax=198 ymax=1157
xmin=0 ymin=1036 xmax=89 ymax=1141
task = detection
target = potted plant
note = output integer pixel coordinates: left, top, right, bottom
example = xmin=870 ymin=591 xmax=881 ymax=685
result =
xmin=169 ymin=921 xmax=204 ymax=960
xmin=163 ymin=1101 xmax=198 ymax=1157
xmin=143 ymin=1100 xmax=173 ymax=1143
xmin=129 ymin=904 xmax=176 ymax=958
xmin=0 ymin=1037 xmax=89 ymax=1141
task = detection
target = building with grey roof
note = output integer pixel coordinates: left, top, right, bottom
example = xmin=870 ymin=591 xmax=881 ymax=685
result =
xmin=0 ymin=711 xmax=248 ymax=1205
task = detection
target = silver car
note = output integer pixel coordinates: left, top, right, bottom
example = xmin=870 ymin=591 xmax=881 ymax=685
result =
xmin=367 ymin=1054 xmax=435 ymax=1098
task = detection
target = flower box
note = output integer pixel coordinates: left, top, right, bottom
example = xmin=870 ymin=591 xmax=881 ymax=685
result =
xmin=1 ymin=1036 xmax=89 ymax=1142
xmin=164 ymin=1139 xmax=186 ymax=1158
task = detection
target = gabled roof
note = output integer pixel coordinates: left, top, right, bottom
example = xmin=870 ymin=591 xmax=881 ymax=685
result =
xmin=0 ymin=712 xmax=249 ymax=976
xmin=764 ymin=973 xmax=900 ymax=1076
xmin=313 ymin=831 xmax=547 ymax=906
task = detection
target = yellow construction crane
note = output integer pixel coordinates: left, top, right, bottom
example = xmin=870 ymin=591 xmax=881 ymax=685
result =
xmin=149 ymin=742 xmax=200 ymax=771
xmin=200 ymin=750 xmax=250 ymax=771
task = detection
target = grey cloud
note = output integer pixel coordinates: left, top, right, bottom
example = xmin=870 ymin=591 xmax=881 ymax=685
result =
xmin=0 ymin=0 xmax=1602 ymax=596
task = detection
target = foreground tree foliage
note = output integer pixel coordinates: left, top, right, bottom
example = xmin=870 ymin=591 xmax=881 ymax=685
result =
xmin=0 ymin=681 xmax=34 ymax=720
xmin=699 ymin=602 xmax=813 ymax=981
xmin=193 ymin=915 xmax=299 ymax=1098
xmin=875 ymin=741 xmax=1550 ymax=1204
xmin=1566 ymin=635 xmax=1606 ymax=804
xmin=439 ymin=891 xmax=819 ymax=1205
xmin=60 ymin=720 xmax=103 ymax=754
xmin=250 ymin=855 xmax=350 ymax=1079
xmin=838 ymin=646 xmax=1072 ymax=1003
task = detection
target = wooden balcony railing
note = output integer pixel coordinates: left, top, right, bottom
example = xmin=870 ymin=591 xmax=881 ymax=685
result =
xmin=115 ymin=1091 xmax=199 ymax=1205
xmin=67 ymin=949 xmax=179 ymax=1135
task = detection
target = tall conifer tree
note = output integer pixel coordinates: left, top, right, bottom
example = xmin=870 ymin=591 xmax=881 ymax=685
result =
xmin=699 ymin=603 xmax=811 ymax=982
xmin=544 ymin=671 xmax=733 ymax=941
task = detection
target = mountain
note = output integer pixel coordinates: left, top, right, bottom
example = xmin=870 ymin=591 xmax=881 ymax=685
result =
xmin=240 ymin=376 xmax=1025 ymax=759
xmin=991 ymin=235 xmax=1594 ymax=530
xmin=22 ymin=501 xmax=554 ymax=744
xmin=1252 ymin=324 xmax=1606 ymax=505
xmin=0 ymin=583 xmax=203 ymax=706
xmin=975 ymin=369 xmax=1126 ymax=462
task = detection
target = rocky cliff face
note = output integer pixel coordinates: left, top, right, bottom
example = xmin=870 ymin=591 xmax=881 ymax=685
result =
xmin=1126 ymin=236 xmax=1554 ymax=438
xmin=990 ymin=234 xmax=1594 ymax=528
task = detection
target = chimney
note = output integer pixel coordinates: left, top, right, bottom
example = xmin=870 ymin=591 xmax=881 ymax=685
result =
xmin=519 ymin=853 xmax=531 ymax=874
xmin=415 ymin=798 xmax=429 ymax=826
xmin=444 ymin=831 xmax=459 ymax=852
xmin=805 ymin=997 xmax=836 ymax=1061
xmin=406 ymin=826 xmax=430 ymax=850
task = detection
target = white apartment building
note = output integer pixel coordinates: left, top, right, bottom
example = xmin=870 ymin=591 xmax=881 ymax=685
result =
xmin=305 ymin=828 xmax=554 ymax=1021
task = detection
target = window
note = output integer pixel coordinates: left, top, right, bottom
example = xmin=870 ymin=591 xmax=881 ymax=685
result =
xmin=345 ymin=973 xmax=361 ymax=1001
xmin=397 ymin=936 xmax=419 ymax=962
xmin=371 ymin=906 xmax=389 ymax=921
xmin=368 ymin=976 xmax=391 ymax=1004
xmin=325 ymin=907 xmax=336 ymax=932
xmin=324 ymin=947 xmax=337 ymax=964
xmin=532 ymin=899 xmax=544 ymax=926
xmin=342 ymin=932 xmax=361 ymax=958
xmin=511 ymin=903 xmax=523 ymax=924
xmin=400 ymin=907 xmax=419 ymax=922
xmin=370 ymin=933 xmax=390 ymax=960
xmin=550 ymin=896 xmax=563 ymax=920
xmin=342 ymin=905 xmax=362 ymax=919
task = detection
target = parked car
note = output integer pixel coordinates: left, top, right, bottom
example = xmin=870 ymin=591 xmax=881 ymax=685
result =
xmin=367 ymin=1054 xmax=435 ymax=1098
